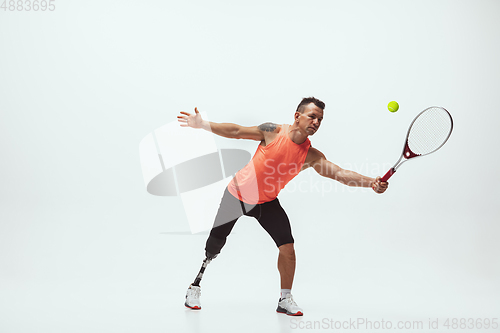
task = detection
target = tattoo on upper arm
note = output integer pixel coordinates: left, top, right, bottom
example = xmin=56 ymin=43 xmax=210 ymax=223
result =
xmin=258 ymin=122 xmax=277 ymax=132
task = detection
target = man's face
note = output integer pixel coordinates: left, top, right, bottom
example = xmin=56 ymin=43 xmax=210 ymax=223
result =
xmin=295 ymin=103 xmax=324 ymax=136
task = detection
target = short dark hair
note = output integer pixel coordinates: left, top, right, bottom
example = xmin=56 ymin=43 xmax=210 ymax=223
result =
xmin=296 ymin=97 xmax=325 ymax=113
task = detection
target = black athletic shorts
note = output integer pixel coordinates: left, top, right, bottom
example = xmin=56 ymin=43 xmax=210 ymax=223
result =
xmin=208 ymin=187 xmax=294 ymax=248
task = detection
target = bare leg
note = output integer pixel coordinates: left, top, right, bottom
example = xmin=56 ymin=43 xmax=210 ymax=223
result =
xmin=278 ymin=243 xmax=296 ymax=289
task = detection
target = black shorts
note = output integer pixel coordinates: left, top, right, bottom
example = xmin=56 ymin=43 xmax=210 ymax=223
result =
xmin=208 ymin=187 xmax=294 ymax=248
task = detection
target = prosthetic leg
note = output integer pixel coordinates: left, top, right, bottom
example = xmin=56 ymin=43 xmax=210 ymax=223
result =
xmin=191 ymin=235 xmax=226 ymax=286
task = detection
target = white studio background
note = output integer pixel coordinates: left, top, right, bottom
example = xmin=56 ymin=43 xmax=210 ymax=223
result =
xmin=1 ymin=1 xmax=499 ymax=332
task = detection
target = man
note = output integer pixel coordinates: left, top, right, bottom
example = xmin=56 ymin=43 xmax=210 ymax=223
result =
xmin=177 ymin=97 xmax=388 ymax=316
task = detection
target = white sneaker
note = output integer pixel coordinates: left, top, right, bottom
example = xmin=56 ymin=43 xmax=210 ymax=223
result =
xmin=185 ymin=284 xmax=202 ymax=310
xmin=276 ymin=294 xmax=303 ymax=316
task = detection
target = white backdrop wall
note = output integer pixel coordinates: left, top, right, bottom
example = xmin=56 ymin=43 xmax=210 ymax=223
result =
xmin=1 ymin=1 xmax=499 ymax=332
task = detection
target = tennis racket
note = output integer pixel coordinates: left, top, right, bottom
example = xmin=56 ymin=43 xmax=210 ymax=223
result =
xmin=381 ymin=106 xmax=453 ymax=182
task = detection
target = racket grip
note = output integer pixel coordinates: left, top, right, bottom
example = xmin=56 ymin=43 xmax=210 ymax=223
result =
xmin=380 ymin=168 xmax=395 ymax=182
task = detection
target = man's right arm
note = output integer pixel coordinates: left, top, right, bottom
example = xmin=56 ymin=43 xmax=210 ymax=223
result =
xmin=177 ymin=107 xmax=270 ymax=141
xmin=203 ymin=121 xmax=264 ymax=141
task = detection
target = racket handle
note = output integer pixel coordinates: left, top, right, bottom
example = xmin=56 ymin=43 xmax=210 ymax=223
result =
xmin=380 ymin=168 xmax=395 ymax=182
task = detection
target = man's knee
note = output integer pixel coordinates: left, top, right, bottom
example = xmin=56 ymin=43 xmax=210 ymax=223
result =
xmin=279 ymin=243 xmax=295 ymax=258
xmin=205 ymin=235 xmax=227 ymax=259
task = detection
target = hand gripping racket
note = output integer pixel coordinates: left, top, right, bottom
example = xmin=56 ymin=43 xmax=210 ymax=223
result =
xmin=381 ymin=106 xmax=453 ymax=182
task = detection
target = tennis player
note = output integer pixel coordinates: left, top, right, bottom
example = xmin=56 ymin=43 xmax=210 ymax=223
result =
xmin=177 ymin=97 xmax=388 ymax=316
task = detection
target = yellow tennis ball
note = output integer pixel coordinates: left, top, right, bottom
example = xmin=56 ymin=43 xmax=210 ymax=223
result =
xmin=388 ymin=101 xmax=399 ymax=112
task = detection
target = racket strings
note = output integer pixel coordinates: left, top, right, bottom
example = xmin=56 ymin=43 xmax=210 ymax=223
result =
xmin=407 ymin=107 xmax=453 ymax=156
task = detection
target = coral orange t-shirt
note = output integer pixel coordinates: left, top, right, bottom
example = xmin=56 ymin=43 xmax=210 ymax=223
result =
xmin=227 ymin=124 xmax=311 ymax=204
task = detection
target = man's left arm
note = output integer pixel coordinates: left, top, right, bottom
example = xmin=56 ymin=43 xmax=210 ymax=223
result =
xmin=303 ymin=148 xmax=388 ymax=194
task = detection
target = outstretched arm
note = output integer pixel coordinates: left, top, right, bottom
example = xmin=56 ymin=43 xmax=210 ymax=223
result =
xmin=177 ymin=107 xmax=269 ymax=141
xmin=303 ymin=148 xmax=388 ymax=194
